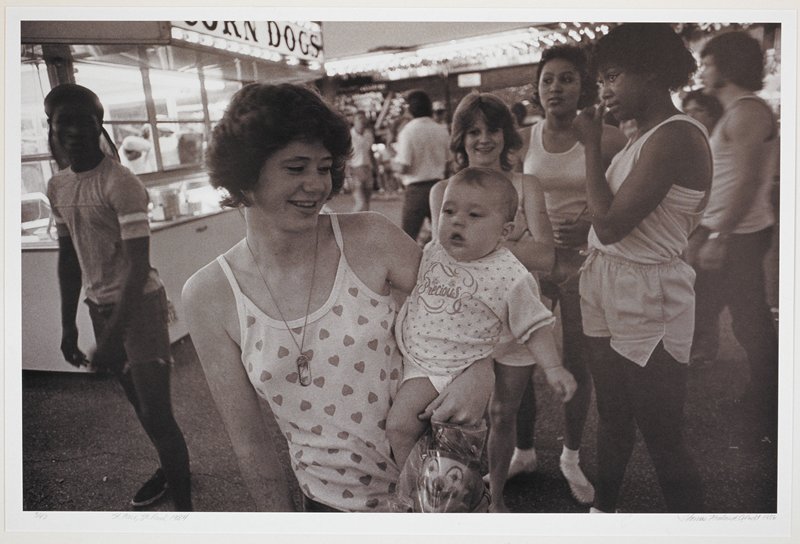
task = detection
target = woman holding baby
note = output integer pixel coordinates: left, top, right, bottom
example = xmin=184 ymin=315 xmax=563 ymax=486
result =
xmin=182 ymin=82 xmax=493 ymax=512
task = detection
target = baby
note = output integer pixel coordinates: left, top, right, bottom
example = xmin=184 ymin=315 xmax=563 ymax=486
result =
xmin=387 ymin=166 xmax=577 ymax=471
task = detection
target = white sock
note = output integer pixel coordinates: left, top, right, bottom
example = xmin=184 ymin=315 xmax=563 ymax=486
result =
xmin=561 ymin=446 xmax=580 ymax=464
xmin=589 ymin=506 xmax=607 ymax=513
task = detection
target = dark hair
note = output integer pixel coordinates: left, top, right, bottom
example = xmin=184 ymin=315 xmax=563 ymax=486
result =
xmin=681 ymin=89 xmax=724 ymax=124
xmin=43 ymin=83 xmax=118 ymax=168
xmin=450 ymin=92 xmax=523 ymax=172
xmin=207 ymin=83 xmax=352 ymax=208
xmin=701 ymin=31 xmax=765 ymax=91
xmin=449 ymin=166 xmax=518 ymax=222
xmin=533 ymin=45 xmax=597 ymax=110
xmin=510 ymin=102 xmax=527 ymax=126
xmin=593 ymin=23 xmax=697 ymax=91
xmin=44 ymin=83 xmax=104 ymax=121
xmin=406 ymin=89 xmax=433 ymax=118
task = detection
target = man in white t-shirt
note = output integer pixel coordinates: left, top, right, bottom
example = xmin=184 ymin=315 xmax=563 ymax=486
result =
xmin=348 ymin=111 xmax=375 ymax=211
xmin=393 ymin=90 xmax=450 ymax=242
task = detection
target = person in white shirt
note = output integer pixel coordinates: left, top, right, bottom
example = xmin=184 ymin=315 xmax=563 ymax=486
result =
xmin=393 ymin=90 xmax=451 ymax=242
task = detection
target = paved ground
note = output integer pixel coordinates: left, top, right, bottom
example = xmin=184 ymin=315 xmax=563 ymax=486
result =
xmin=21 ymin=192 xmax=780 ymax=513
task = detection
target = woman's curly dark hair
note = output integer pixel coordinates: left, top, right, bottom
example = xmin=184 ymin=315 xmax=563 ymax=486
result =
xmin=532 ymin=44 xmax=597 ymax=111
xmin=592 ymin=23 xmax=697 ymax=92
xmin=207 ymin=83 xmax=352 ymax=208
xmin=450 ymin=92 xmax=522 ymax=172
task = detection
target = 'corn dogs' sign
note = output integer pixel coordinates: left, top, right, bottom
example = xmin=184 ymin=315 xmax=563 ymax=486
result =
xmin=173 ymin=21 xmax=323 ymax=62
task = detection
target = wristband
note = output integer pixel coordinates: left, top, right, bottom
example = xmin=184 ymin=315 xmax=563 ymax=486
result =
xmin=708 ymin=231 xmax=729 ymax=241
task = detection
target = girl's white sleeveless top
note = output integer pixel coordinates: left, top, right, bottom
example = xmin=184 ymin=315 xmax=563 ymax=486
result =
xmin=587 ymin=114 xmax=708 ymax=264
xmin=523 ymin=120 xmax=588 ymax=224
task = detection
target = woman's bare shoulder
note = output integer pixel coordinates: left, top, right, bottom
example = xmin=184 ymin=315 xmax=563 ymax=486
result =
xmin=336 ymin=212 xmax=410 ymax=252
xmin=183 ymin=242 xmax=243 ymax=313
xmin=601 ymin=124 xmax=628 ymax=151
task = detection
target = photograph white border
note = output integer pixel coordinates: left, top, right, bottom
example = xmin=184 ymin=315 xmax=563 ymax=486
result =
xmin=4 ymin=4 xmax=797 ymax=543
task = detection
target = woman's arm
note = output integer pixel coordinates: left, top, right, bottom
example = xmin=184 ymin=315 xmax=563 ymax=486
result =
xmin=502 ymin=174 xmax=555 ymax=274
xmin=574 ymin=106 xmax=710 ymax=245
xmin=182 ymin=265 xmax=295 ymax=511
xmin=428 ymin=179 xmax=448 ymax=239
xmin=346 ymin=212 xmax=422 ymax=296
xmin=552 ymin=126 xmax=625 ymax=250
xmin=419 ymin=356 xmax=494 ymax=425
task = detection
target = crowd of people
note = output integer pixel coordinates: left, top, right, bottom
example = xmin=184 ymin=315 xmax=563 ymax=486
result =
xmin=43 ymin=23 xmax=779 ymax=514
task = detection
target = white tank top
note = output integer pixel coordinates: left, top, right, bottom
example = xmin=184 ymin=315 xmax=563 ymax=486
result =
xmin=216 ymin=214 xmax=402 ymax=511
xmin=523 ymin=121 xmax=588 ymax=224
xmin=587 ymin=114 xmax=709 ymax=264
xmin=701 ymin=95 xmax=777 ymax=233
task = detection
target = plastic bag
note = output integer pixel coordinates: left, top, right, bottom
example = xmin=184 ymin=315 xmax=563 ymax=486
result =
xmin=390 ymin=420 xmax=489 ymax=512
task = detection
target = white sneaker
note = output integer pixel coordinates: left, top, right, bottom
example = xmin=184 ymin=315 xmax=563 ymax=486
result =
xmin=507 ymin=447 xmax=538 ymax=479
xmin=560 ymin=458 xmax=595 ymax=504
xmin=482 ymin=447 xmax=538 ymax=485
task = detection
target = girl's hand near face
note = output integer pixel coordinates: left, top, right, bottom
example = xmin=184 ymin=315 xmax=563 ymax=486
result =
xmin=573 ymin=105 xmax=606 ymax=147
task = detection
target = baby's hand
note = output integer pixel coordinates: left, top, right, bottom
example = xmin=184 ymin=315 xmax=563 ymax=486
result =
xmin=543 ymin=366 xmax=577 ymax=402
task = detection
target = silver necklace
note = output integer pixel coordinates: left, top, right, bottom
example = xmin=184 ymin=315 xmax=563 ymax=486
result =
xmin=244 ymin=225 xmax=319 ymax=387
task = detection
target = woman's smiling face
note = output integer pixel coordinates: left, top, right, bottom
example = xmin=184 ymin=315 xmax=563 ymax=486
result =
xmin=463 ymin=114 xmax=504 ymax=169
xmin=252 ymin=139 xmax=333 ymax=229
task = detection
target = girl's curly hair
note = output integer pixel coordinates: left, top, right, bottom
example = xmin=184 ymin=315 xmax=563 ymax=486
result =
xmin=207 ymin=83 xmax=352 ymax=207
xmin=592 ymin=23 xmax=697 ymax=92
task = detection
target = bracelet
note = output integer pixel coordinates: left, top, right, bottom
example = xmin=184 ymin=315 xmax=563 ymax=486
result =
xmin=708 ymin=231 xmax=730 ymax=241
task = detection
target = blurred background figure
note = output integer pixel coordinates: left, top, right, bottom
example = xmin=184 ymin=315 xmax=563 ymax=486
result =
xmin=511 ymin=101 xmax=529 ymax=128
xmin=348 ymin=110 xmax=376 ymax=211
xmin=432 ymin=100 xmax=448 ymax=126
xmin=687 ymin=31 xmax=779 ymax=447
xmin=374 ymin=119 xmax=404 ymax=198
xmin=121 ymin=134 xmax=157 ymax=175
xmin=681 ymin=89 xmax=724 ymax=133
xmin=393 ymin=89 xmax=450 ymax=244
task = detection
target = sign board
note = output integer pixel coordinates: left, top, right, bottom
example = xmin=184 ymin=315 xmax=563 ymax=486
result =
xmin=457 ymin=72 xmax=482 ymax=88
xmin=172 ymin=21 xmax=323 ymax=62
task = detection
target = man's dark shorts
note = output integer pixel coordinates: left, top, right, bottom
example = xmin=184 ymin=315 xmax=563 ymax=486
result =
xmin=86 ymin=285 xmax=172 ymax=373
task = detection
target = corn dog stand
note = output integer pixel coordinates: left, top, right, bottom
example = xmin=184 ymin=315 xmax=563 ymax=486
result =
xmin=20 ymin=20 xmax=324 ymax=371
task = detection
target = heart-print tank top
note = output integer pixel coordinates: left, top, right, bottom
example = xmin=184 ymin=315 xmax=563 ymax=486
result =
xmin=216 ymin=213 xmax=403 ymax=511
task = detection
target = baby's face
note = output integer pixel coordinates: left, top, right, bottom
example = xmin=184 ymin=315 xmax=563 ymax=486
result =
xmin=437 ymin=182 xmax=513 ymax=262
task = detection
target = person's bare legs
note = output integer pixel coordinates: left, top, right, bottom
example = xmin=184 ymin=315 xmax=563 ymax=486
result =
xmin=488 ymin=362 xmax=535 ymax=512
xmin=386 ymin=377 xmax=439 ymax=469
